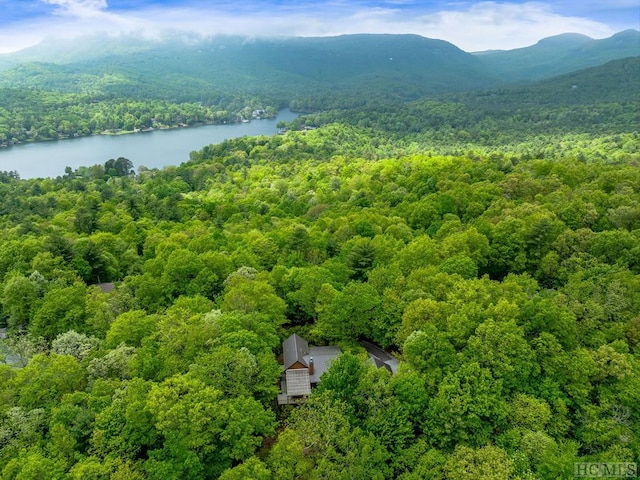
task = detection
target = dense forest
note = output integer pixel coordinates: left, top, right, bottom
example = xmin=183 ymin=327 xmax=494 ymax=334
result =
xmin=0 ymin=31 xmax=639 ymax=480
xmin=0 ymin=30 xmax=638 ymax=146
xmin=0 ymin=90 xmax=278 ymax=145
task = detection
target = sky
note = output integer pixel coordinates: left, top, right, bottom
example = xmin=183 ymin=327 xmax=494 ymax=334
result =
xmin=0 ymin=0 xmax=638 ymax=54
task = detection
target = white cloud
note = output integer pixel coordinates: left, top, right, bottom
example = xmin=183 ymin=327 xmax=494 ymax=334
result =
xmin=412 ymin=2 xmax=617 ymax=50
xmin=0 ymin=1 xmax=629 ymax=54
xmin=111 ymin=1 xmax=616 ymax=50
xmin=0 ymin=26 xmax=43 ymax=54
xmin=0 ymin=0 xmax=131 ymax=53
xmin=42 ymin=0 xmax=108 ymax=17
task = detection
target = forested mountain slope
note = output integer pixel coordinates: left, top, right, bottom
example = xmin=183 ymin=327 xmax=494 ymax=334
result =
xmin=0 ymin=31 xmax=636 ymax=146
xmin=291 ymin=56 xmax=640 ymax=144
xmin=0 ymin=34 xmax=496 ymax=102
xmin=0 ymin=30 xmax=637 ymax=103
xmin=1 ymin=52 xmax=637 ymax=147
xmin=475 ymin=28 xmax=640 ymax=82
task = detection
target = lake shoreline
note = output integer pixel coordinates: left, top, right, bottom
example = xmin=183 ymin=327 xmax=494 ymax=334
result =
xmin=0 ymin=109 xmax=298 ymax=179
xmin=0 ymin=114 xmax=283 ymax=150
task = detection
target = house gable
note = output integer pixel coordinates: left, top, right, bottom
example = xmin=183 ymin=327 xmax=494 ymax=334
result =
xmin=282 ymin=333 xmax=309 ymax=370
xmin=288 ymin=360 xmax=308 ymax=370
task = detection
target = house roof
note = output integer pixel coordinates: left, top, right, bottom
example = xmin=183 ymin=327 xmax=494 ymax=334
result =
xmin=285 ymin=369 xmax=312 ymax=396
xmin=304 ymin=345 xmax=342 ymax=384
xmin=361 ymin=340 xmax=400 ymax=374
xmin=371 ymin=355 xmax=387 ymax=370
xmin=279 ymin=334 xmax=400 ymax=404
xmin=283 ymin=333 xmax=309 ymax=370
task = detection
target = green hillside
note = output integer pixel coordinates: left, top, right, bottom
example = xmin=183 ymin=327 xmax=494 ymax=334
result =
xmin=0 ymin=34 xmax=497 ymax=103
xmin=475 ymin=29 xmax=640 ymax=82
xmin=2 ymin=30 xmax=635 ymax=101
xmin=1 ymin=53 xmax=636 ymax=147
xmin=291 ymin=57 xmax=640 ymax=147
xmin=0 ymin=31 xmax=637 ymax=146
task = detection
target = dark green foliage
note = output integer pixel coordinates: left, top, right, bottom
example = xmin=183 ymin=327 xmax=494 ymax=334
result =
xmin=104 ymin=157 xmax=134 ymax=177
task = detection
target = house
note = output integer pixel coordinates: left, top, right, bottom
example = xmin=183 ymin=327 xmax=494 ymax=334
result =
xmin=277 ymin=334 xmax=400 ymax=405
xmin=278 ymin=334 xmax=341 ymax=405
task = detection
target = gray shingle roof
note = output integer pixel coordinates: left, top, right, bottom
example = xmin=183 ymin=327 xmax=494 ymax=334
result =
xmin=304 ymin=345 xmax=342 ymax=384
xmin=282 ymin=333 xmax=309 ymax=370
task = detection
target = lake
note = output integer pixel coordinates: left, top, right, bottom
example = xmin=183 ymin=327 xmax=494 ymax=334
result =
xmin=0 ymin=109 xmax=298 ymax=179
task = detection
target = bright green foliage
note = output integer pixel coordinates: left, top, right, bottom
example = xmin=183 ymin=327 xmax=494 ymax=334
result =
xmin=443 ymin=445 xmax=517 ymax=480
xmin=315 ymin=282 xmax=382 ymax=342
xmin=464 ymin=319 xmax=538 ymax=393
xmin=280 ymin=266 xmax=336 ymax=323
xmin=221 ymin=275 xmax=286 ymax=325
xmin=188 ymin=345 xmax=281 ymax=404
xmin=106 ymin=310 xmax=158 ymax=348
xmin=424 ymin=362 xmax=509 ymax=449
xmin=403 ymin=327 xmax=456 ymax=386
xmin=91 ymin=378 xmax=158 ymax=461
xmin=509 ymin=393 xmax=552 ymax=431
xmin=29 ymin=283 xmax=87 ymax=340
xmin=13 ymin=354 xmax=86 ymax=410
xmin=1 ymin=274 xmax=37 ymax=329
xmin=145 ymin=374 xmax=275 ymax=479
xmin=268 ymin=394 xmax=392 ymax=480
xmin=0 ymin=56 xmax=638 ymax=478
xmin=218 ymin=457 xmax=272 ymax=480
xmin=131 ymin=308 xmax=216 ymax=381
xmin=68 ymin=455 xmax=145 ymax=479
xmin=315 ymin=353 xmax=367 ymax=410
xmin=1 ymin=448 xmax=66 ymax=480
xmin=206 ymin=311 xmax=280 ymax=353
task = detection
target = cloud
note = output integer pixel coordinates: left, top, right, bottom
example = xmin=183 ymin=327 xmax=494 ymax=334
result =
xmin=112 ymin=1 xmax=617 ymax=50
xmin=412 ymin=2 xmax=617 ymax=50
xmin=0 ymin=0 xmax=632 ymax=54
xmin=42 ymin=0 xmax=108 ymax=17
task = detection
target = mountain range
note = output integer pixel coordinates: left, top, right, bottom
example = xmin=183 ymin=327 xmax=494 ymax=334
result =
xmin=475 ymin=29 xmax=640 ymax=82
xmin=0 ymin=30 xmax=637 ymax=105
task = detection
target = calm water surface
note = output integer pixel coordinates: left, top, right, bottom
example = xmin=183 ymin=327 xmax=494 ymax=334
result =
xmin=0 ymin=109 xmax=298 ymax=179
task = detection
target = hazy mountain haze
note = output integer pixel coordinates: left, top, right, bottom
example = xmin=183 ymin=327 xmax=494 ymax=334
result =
xmin=0 ymin=0 xmax=638 ymax=53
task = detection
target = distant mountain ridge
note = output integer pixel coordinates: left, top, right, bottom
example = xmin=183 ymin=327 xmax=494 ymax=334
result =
xmin=474 ymin=29 xmax=640 ymax=82
xmin=0 ymin=34 xmax=499 ymax=103
xmin=0 ymin=30 xmax=637 ymax=107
